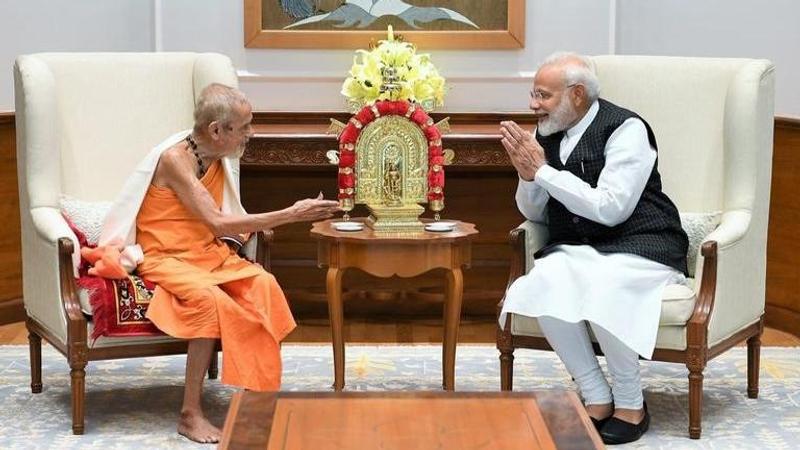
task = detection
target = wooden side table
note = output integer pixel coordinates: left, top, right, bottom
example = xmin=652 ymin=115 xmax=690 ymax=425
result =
xmin=310 ymin=219 xmax=478 ymax=391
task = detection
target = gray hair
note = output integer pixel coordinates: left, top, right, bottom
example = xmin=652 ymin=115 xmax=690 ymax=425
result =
xmin=538 ymin=51 xmax=601 ymax=103
xmin=193 ymin=83 xmax=249 ymax=134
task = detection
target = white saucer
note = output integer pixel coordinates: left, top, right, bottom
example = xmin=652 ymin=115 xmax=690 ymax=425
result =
xmin=425 ymin=221 xmax=456 ymax=232
xmin=333 ymin=221 xmax=364 ymax=232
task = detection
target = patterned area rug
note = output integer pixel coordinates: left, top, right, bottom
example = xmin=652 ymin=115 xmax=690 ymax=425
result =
xmin=0 ymin=344 xmax=798 ymax=449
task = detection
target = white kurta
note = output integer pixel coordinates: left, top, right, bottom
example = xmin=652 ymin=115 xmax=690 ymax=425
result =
xmin=499 ymin=101 xmax=686 ymax=359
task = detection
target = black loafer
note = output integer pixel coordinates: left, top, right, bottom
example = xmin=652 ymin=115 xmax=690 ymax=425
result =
xmin=599 ymin=403 xmax=650 ymax=445
xmin=590 ymin=415 xmax=611 ymax=432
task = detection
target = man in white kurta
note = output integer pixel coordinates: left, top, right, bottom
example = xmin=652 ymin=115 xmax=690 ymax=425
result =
xmin=498 ymin=52 xmax=689 ymax=445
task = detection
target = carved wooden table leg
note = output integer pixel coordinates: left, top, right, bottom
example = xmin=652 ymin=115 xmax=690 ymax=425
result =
xmin=442 ymin=267 xmax=464 ymax=391
xmin=326 ymin=267 xmax=346 ymax=391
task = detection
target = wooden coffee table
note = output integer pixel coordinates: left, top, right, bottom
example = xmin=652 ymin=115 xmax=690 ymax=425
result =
xmin=219 ymin=390 xmax=603 ymax=450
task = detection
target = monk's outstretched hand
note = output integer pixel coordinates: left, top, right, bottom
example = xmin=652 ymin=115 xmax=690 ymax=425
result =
xmin=290 ymin=193 xmax=341 ymax=223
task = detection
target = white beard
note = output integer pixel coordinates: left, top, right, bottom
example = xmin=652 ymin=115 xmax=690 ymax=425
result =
xmin=537 ymin=96 xmax=576 ymax=137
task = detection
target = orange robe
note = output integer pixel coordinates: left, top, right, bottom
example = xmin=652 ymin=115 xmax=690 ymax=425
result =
xmin=138 ymin=160 xmax=296 ymax=391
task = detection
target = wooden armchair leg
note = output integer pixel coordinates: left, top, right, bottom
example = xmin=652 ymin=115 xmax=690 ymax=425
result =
xmin=747 ymin=333 xmax=762 ymax=399
xmin=499 ymin=348 xmax=515 ymax=391
xmin=497 ymin=321 xmax=515 ymax=391
xmin=70 ymin=361 xmax=87 ymax=435
xmin=687 ymin=367 xmax=704 ymax=439
xmin=28 ymin=330 xmax=43 ymax=393
xmin=208 ymin=351 xmax=219 ymax=380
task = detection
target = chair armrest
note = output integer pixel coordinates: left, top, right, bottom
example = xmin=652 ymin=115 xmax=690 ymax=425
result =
xmin=689 ymin=210 xmax=751 ymax=323
xmin=689 ymin=208 xmax=767 ymax=347
xmin=702 ymin=210 xmax=750 ymax=251
xmin=517 ymin=220 xmax=550 ymax=258
xmin=687 ymin=241 xmax=718 ymax=331
xmin=506 ymin=227 xmax=526 ymax=291
xmin=58 ymin=238 xmax=89 ymax=342
xmin=30 ymin=206 xmax=73 ymax=241
xmin=20 ymin=208 xmax=86 ymax=346
xmin=517 ymin=220 xmax=549 ymax=273
xmin=241 ymin=230 xmax=273 ymax=271
xmin=30 ymin=206 xmax=81 ymax=277
xmin=500 ymin=220 xmax=549 ymax=310
xmin=257 ymin=230 xmax=273 ymax=271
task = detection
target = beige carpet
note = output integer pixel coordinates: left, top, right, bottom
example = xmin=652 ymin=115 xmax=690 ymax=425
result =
xmin=1 ymin=344 xmax=798 ymax=449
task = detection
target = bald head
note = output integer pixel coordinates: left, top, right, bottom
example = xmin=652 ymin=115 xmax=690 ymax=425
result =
xmin=193 ymin=83 xmax=250 ymax=135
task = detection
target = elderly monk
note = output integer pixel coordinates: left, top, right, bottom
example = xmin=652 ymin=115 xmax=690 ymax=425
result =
xmin=99 ymin=83 xmax=340 ymax=443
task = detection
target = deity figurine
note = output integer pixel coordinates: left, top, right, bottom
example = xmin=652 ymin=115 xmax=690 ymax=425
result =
xmin=383 ymin=159 xmax=402 ymax=206
xmin=381 ymin=143 xmax=404 ymax=206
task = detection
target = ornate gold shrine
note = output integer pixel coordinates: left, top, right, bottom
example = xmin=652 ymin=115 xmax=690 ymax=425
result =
xmin=328 ymin=106 xmax=454 ymax=234
xmin=356 ymin=115 xmax=428 ymax=233
xmin=330 ymin=27 xmax=453 ymax=233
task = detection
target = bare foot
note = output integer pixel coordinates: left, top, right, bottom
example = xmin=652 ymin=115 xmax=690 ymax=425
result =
xmin=613 ymin=407 xmax=645 ymax=424
xmin=585 ymin=402 xmax=613 ymax=420
xmin=178 ymin=410 xmax=221 ymax=444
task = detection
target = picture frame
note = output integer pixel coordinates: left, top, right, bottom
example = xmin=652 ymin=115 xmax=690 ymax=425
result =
xmin=244 ymin=0 xmax=525 ymax=49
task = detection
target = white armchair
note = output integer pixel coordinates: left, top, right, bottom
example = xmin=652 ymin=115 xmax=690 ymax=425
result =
xmin=13 ymin=52 xmax=260 ymax=435
xmin=496 ymin=55 xmax=775 ymax=439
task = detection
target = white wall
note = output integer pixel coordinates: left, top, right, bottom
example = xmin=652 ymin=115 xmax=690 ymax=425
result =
xmin=615 ymin=0 xmax=800 ymax=117
xmin=0 ymin=0 xmax=154 ymax=109
xmin=1 ymin=0 xmax=798 ymax=115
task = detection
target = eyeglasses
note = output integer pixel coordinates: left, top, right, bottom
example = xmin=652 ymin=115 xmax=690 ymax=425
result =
xmin=531 ymin=83 xmax=578 ymax=101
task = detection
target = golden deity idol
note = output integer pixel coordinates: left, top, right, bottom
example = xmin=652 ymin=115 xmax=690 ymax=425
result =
xmin=357 ymin=115 xmax=428 ymax=232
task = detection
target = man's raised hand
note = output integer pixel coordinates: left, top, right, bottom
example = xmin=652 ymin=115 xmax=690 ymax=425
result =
xmin=500 ymin=121 xmax=547 ymax=181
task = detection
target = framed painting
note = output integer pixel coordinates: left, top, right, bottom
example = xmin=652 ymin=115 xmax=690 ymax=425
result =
xmin=244 ymin=0 xmax=525 ymax=49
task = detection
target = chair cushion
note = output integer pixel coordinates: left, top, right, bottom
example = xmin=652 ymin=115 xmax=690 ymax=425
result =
xmin=76 ymin=272 xmax=164 ymax=341
xmin=87 ymin=322 xmax=181 ymax=348
xmin=510 ymin=278 xmax=697 ymax=337
xmin=77 ymin=272 xmax=169 ymax=348
xmin=660 ymin=279 xmax=697 ymax=325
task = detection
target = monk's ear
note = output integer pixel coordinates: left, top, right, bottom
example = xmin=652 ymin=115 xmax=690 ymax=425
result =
xmin=207 ymin=121 xmax=222 ymax=141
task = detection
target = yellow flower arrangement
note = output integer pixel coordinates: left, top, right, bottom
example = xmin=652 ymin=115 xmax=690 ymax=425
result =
xmin=341 ymin=26 xmax=446 ymax=112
